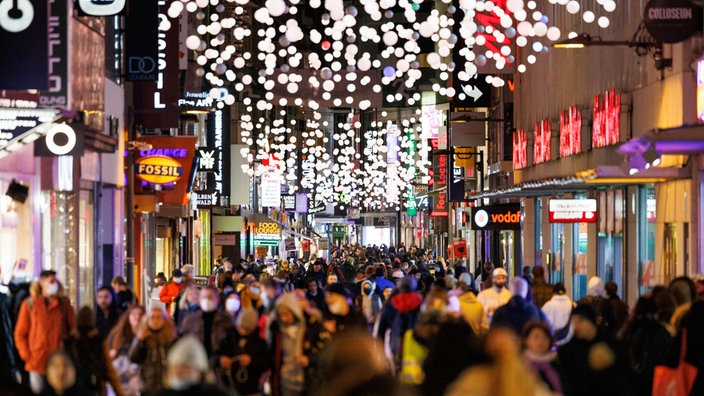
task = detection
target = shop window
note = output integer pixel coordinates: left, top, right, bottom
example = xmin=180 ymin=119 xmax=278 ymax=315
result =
xmin=639 ymin=187 xmax=656 ymax=295
xmin=663 ymin=223 xmax=677 ymax=284
xmin=550 ymin=223 xmax=565 ymax=285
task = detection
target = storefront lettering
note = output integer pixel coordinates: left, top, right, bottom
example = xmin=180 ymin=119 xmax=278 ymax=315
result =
xmin=491 ymin=211 xmax=520 ymax=223
xmin=559 ymin=105 xmax=582 ymax=157
xmin=139 ymin=148 xmax=188 ymax=158
xmin=533 ymin=118 xmax=551 ymax=164
xmin=512 ymin=128 xmax=527 ymax=169
xmin=592 ymin=89 xmax=620 ymax=148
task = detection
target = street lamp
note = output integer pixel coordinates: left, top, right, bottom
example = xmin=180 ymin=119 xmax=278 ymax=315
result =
xmin=553 ymin=32 xmax=672 ymax=70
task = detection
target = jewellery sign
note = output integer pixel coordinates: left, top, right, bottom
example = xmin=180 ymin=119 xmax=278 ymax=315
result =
xmin=0 ymin=0 xmax=48 ymax=90
xmin=548 ymin=199 xmax=598 ymax=223
xmin=471 ymin=204 xmax=521 ymax=231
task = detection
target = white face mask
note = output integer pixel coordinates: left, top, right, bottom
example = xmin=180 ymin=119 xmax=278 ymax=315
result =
xmin=200 ymin=298 xmax=217 ymax=312
xmin=45 ymin=283 xmax=59 ymax=296
xmin=225 ymin=298 xmax=240 ymax=313
xmin=328 ymin=299 xmax=347 ymax=315
xmin=174 ymin=277 xmax=183 ymax=284
xmin=249 ymin=287 xmax=260 ymax=295
xmin=168 ymin=377 xmax=194 ymax=391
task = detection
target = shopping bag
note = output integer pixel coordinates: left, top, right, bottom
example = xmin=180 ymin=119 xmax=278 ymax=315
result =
xmin=652 ymin=330 xmax=698 ymax=396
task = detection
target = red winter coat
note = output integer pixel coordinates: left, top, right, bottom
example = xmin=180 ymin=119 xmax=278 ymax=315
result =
xmin=159 ymin=281 xmax=184 ymax=313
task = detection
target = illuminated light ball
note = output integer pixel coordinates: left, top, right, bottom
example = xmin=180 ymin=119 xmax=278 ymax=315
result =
xmin=186 ymin=35 xmax=201 ymax=50
xmin=167 ymin=1 xmax=183 ymax=18
xmin=532 ymin=41 xmax=543 ymax=52
xmin=411 ymin=2 xmax=420 ymax=11
xmin=514 ymin=9 xmax=527 ymax=21
xmin=475 ymin=54 xmax=487 ymax=66
xmin=506 ymin=0 xmax=524 ymax=13
xmin=527 ymin=55 xmax=537 ymax=64
xmin=598 ymin=17 xmax=610 ymax=28
xmin=235 ymin=83 xmax=244 ymax=91
xmin=186 ymin=2 xmax=198 ymax=12
xmin=568 ymin=31 xmax=578 ymax=39
xmin=505 ymin=27 xmax=517 ymax=38
xmin=566 ymin=1 xmax=580 ymax=14
xmin=604 ymin=1 xmax=616 ymax=12
xmin=532 ymin=11 xmax=542 ymax=21
xmin=383 ymin=31 xmax=399 ymax=46
xmin=383 ymin=66 xmax=396 ymax=78
xmin=517 ymin=21 xmax=532 ymax=36
xmin=320 ymin=67 xmax=333 ymax=80
xmin=321 ymin=40 xmax=332 ymax=50
xmin=534 ymin=22 xmax=547 ymax=36
xmin=583 ymin=11 xmax=595 ymax=23
xmin=546 ymin=26 xmax=561 ymax=41
xmin=527 ymin=0 xmax=536 ymax=9
xmin=215 ymin=63 xmax=227 ymax=74
xmin=507 ymin=55 xmax=516 ymax=63
xmin=516 ymin=36 xmax=528 ymax=47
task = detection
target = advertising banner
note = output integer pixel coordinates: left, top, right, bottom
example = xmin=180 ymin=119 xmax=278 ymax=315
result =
xmin=471 ymin=203 xmax=521 ymax=230
xmin=134 ymin=136 xmax=197 ymax=206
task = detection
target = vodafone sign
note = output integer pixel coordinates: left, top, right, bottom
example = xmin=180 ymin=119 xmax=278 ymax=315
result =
xmin=549 ymin=199 xmax=597 ymax=223
xmin=471 ymin=204 xmax=521 ymax=230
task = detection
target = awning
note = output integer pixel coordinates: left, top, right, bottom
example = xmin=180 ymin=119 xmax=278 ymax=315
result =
xmin=283 ymin=229 xmax=314 ymax=241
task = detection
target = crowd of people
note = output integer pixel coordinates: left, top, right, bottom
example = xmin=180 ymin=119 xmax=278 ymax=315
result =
xmin=2 ymin=243 xmax=704 ymax=396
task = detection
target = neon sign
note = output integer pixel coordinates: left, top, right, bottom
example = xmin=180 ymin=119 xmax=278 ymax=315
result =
xmin=533 ymin=119 xmax=551 ymax=165
xmin=139 ymin=148 xmax=188 ymax=158
xmin=474 ymin=0 xmax=513 ymax=63
xmin=560 ymin=105 xmax=582 ymax=157
xmin=135 ymin=155 xmax=184 ymax=184
xmin=592 ymin=89 xmax=621 ymax=149
xmin=512 ymin=128 xmax=527 ymax=170
xmin=698 ymin=58 xmax=704 ymax=122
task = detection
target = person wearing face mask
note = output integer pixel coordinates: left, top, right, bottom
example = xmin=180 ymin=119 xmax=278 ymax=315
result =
xmin=160 ymin=269 xmax=185 ymax=315
xmin=157 ymin=335 xmax=229 ymax=396
xmin=14 ymin=270 xmax=76 ymax=394
xmin=476 ymin=268 xmax=512 ymax=325
xmin=174 ymin=284 xmax=200 ymax=328
xmin=128 ymin=308 xmax=176 ymax=395
xmin=178 ymin=286 xmax=233 ymax=359
xmin=223 ymin=291 xmax=242 ymax=320
xmin=324 ymin=283 xmax=367 ymax=334
xmin=217 ymin=309 xmax=269 ymax=396
xmin=360 ymin=280 xmax=383 ymax=332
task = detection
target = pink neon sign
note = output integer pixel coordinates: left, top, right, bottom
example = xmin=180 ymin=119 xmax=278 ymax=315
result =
xmin=533 ymin=119 xmax=551 ymax=164
xmin=592 ymin=89 xmax=621 ymax=149
xmin=512 ymin=128 xmax=527 ymax=170
xmin=559 ymin=105 xmax=582 ymax=157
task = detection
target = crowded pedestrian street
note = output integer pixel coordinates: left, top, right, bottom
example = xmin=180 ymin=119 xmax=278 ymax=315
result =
xmin=2 ymin=0 xmax=704 ymax=395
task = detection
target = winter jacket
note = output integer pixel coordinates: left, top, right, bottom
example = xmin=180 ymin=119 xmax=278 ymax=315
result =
xmin=457 ymin=291 xmax=489 ymax=335
xmin=375 ymin=292 xmax=423 ymax=368
xmin=14 ymin=285 xmax=76 ymax=374
xmin=64 ymin=331 xmax=123 ymax=396
xmin=95 ymin=307 xmax=121 ymax=341
xmin=476 ymin=286 xmax=511 ymax=324
xmin=269 ymin=294 xmax=307 ymax=396
xmin=542 ymin=294 xmax=574 ymax=344
xmin=178 ymin=310 xmax=233 ymax=358
xmin=159 ymin=281 xmax=184 ymax=313
xmin=491 ymin=296 xmax=549 ymax=336
xmin=128 ymin=324 xmax=174 ymax=393
xmin=623 ymin=315 xmax=672 ymax=396
xmin=531 ymin=279 xmax=554 ymax=308
xmin=399 ymin=330 xmax=428 ymax=385
xmin=218 ymin=330 xmax=269 ymax=395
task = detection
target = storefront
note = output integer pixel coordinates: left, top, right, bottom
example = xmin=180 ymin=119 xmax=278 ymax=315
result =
xmin=470 ymin=203 xmax=522 ymax=277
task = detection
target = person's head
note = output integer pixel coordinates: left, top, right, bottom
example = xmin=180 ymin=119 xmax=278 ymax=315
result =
xmin=458 ymin=272 xmax=475 ymax=293
xmin=586 ymin=276 xmax=605 ymax=297
xmin=668 ymin=276 xmax=697 ymax=306
xmin=184 ymin=285 xmax=200 ymax=305
xmin=306 ymin=278 xmax=319 ymax=294
xmin=552 ymin=282 xmax=566 ymax=295
xmin=128 ymin=305 xmax=146 ymax=330
xmin=361 ymin=280 xmax=375 ymax=296
xmin=522 ymin=321 xmax=554 ymax=355
xmin=532 ymin=265 xmax=545 ymax=281
xmin=46 ymin=351 xmax=76 ymax=393
xmin=327 ymin=274 xmax=338 ymax=285
xmin=181 ymin=264 xmax=194 ymax=278
xmin=605 ymin=281 xmax=619 ymax=298
xmin=382 ymin=287 xmax=393 ymax=300
xmin=224 ymin=292 xmax=241 ymax=315
xmin=235 ymin=308 xmax=259 ymax=336
xmin=509 ymin=277 xmax=528 ymax=299
xmin=111 ymin=276 xmax=128 ymax=292
xmin=96 ymin=286 xmax=114 ymax=310
xmin=155 ymin=272 xmax=167 ymax=286
xmin=313 ymin=261 xmax=322 ymax=272
xmin=492 ymin=267 xmax=508 ymax=289
xmin=75 ymin=306 xmax=97 ymax=336
xmin=522 ymin=266 xmax=532 ymax=278
xmin=277 ymin=305 xmax=296 ymax=325
xmin=223 ymin=258 xmax=233 ymax=272
xmin=571 ymin=304 xmax=598 ymax=341
xmin=326 ymin=284 xmax=350 ymax=316
xmin=165 ymin=335 xmax=210 ymax=390
xmin=171 ymin=269 xmax=183 ymax=284
xmin=39 ymin=270 xmax=60 ymax=297
xmin=146 ymin=307 xmax=167 ymax=331
xmin=483 ymin=260 xmax=494 ymax=274
xmin=199 ymin=286 xmax=219 ymax=313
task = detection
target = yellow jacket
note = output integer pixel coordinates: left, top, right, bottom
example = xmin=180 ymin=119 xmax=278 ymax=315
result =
xmin=458 ymin=291 xmax=489 ymax=335
xmin=399 ymin=329 xmax=428 ymax=385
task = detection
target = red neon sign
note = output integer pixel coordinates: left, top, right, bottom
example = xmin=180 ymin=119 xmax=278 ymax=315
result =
xmin=592 ymin=89 xmax=621 ymax=149
xmin=475 ymin=1 xmax=513 ymax=64
xmin=533 ymin=119 xmax=551 ymax=164
xmin=512 ymin=128 xmax=527 ymax=170
xmin=560 ymin=105 xmax=582 ymax=157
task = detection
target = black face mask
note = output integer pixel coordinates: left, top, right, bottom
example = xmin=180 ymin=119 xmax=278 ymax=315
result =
xmin=363 ymin=286 xmax=372 ymax=295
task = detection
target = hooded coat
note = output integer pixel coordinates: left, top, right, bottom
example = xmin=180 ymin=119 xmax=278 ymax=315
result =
xmin=492 ymin=296 xmax=549 ymax=336
xmin=128 ymin=319 xmax=176 ymax=393
xmin=13 ymin=282 xmax=76 ymax=374
xmin=361 ymin=280 xmax=383 ymax=328
xmin=457 ymin=291 xmax=489 ymax=335
xmin=269 ymin=293 xmax=307 ymax=396
xmin=374 ymin=291 xmax=423 ymax=369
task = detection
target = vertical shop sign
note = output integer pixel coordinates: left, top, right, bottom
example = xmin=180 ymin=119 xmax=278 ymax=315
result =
xmin=592 ymin=89 xmax=621 ymax=148
xmin=431 ymin=139 xmax=448 ymax=217
xmin=125 ymin=0 xmax=158 ymax=81
xmin=261 ymin=171 xmax=281 ymax=208
xmin=533 ymin=118 xmax=551 ymax=164
xmin=698 ymin=58 xmax=704 ymax=122
xmin=559 ymin=105 xmax=582 ymax=157
xmin=512 ymin=128 xmax=527 ymax=169
xmin=133 ymin=0 xmax=180 ymax=128
xmin=40 ymin=0 xmax=69 ymax=106
xmin=205 ymin=106 xmax=229 ymax=206
xmin=0 ymin=0 xmax=49 ymax=90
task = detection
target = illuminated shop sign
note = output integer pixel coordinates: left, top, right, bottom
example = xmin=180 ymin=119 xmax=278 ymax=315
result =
xmin=512 ymin=128 xmax=527 ymax=170
xmin=135 ymin=155 xmax=184 ymax=184
xmin=77 ymin=0 xmax=126 ymax=16
xmin=533 ymin=119 xmax=551 ymax=164
xmin=559 ymin=105 xmax=582 ymax=157
xmin=422 ymin=105 xmax=443 ymax=139
xmin=592 ymin=89 xmax=620 ymax=149
xmin=255 ymin=221 xmax=281 ymax=241
xmin=698 ymin=58 xmax=704 ymax=122
xmin=179 ymin=91 xmax=215 ymax=110
xmin=282 ymin=194 xmax=296 ymax=210
xmin=471 ymin=204 xmax=521 ymax=230
xmin=139 ymin=148 xmax=188 ymax=158
xmin=548 ymin=199 xmax=597 ymax=223
xmin=430 ymin=139 xmax=448 ymax=217
xmin=0 ymin=0 xmax=48 ymax=90
xmin=0 ymin=108 xmax=58 ymax=148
